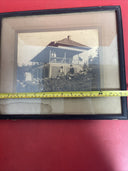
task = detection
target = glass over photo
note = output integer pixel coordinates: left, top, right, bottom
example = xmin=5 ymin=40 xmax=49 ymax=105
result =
xmin=17 ymin=29 xmax=100 ymax=92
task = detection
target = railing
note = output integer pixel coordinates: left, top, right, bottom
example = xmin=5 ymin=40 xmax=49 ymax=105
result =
xmin=49 ymin=57 xmax=72 ymax=64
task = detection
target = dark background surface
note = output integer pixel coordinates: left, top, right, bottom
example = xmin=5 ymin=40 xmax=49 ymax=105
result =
xmin=0 ymin=0 xmax=128 ymax=171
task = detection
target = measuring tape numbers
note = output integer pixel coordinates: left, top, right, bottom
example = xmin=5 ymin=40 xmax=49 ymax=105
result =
xmin=0 ymin=90 xmax=127 ymax=99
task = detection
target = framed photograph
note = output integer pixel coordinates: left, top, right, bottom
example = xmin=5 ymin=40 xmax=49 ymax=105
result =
xmin=0 ymin=6 xmax=127 ymax=119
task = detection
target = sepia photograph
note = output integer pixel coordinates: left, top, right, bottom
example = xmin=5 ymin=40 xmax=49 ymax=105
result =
xmin=16 ymin=29 xmax=100 ymax=92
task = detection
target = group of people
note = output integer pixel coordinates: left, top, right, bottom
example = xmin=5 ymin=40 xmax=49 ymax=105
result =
xmin=57 ymin=65 xmax=74 ymax=78
xmin=57 ymin=63 xmax=88 ymax=80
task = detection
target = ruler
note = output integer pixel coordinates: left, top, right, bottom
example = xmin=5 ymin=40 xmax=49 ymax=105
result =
xmin=0 ymin=90 xmax=127 ymax=99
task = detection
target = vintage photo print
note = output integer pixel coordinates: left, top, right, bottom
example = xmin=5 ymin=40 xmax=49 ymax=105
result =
xmin=17 ymin=29 xmax=100 ymax=92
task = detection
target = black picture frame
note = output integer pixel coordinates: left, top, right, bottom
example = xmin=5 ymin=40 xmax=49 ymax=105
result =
xmin=0 ymin=5 xmax=127 ymax=120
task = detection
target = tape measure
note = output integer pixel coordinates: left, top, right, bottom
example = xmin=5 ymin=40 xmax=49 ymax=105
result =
xmin=0 ymin=90 xmax=127 ymax=99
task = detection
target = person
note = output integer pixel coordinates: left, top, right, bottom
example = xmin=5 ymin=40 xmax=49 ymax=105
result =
xmin=57 ymin=66 xmax=64 ymax=78
xmin=67 ymin=65 xmax=75 ymax=79
xmin=83 ymin=63 xmax=87 ymax=71
xmin=69 ymin=65 xmax=74 ymax=74
xmin=59 ymin=66 xmax=64 ymax=73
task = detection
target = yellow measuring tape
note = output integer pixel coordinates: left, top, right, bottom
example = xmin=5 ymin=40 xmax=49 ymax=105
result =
xmin=0 ymin=90 xmax=127 ymax=99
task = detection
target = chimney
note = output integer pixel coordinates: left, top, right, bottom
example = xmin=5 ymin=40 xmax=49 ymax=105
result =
xmin=67 ymin=35 xmax=71 ymax=40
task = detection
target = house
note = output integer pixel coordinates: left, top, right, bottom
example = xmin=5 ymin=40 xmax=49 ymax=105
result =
xmin=30 ymin=36 xmax=91 ymax=80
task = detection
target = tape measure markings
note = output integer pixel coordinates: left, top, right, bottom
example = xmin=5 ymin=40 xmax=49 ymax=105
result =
xmin=0 ymin=90 xmax=128 ymax=99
